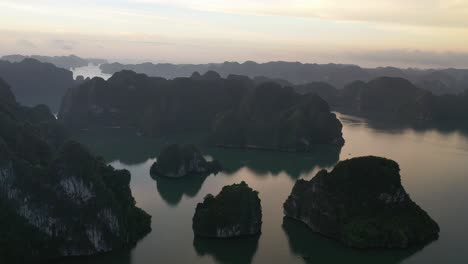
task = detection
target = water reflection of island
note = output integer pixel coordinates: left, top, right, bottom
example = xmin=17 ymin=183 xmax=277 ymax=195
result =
xmin=206 ymin=145 xmax=341 ymax=178
xmin=153 ymin=145 xmax=342 ymax=206
xmin=282 ymin=217 xmax=429 ymax=264
xmin=338 ymin=112 xmax=468 ymax=136
xmin=73 ymin=127 xmax=205 ymax=165
xmin=193 ymin=235 xmax=259 ymax=264
xmin=75 ymin=127 xmax=342 ymax=174
xmin=152 ymin=173 xmax=212 ymax=207
xmin=75 ymin=128 xmax=343 ymax=206
xmin=75 ymin=116 xmax=468 ymax=167
xmin=52 ymin=249 xmax=132 ymax=264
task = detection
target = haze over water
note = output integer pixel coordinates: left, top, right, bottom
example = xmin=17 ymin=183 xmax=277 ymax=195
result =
xmin=62 ymin=113 xmax=468 ymax=264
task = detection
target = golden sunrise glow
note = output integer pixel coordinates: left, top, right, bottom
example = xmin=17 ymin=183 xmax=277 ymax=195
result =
xmin=1 ymin=0 xmax=467 ymax=67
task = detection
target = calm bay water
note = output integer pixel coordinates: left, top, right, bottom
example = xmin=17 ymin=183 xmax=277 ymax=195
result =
xmin=61 ymin=113 xmax=468 ymax=264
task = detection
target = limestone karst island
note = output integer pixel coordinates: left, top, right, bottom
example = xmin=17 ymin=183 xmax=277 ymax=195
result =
xmin=1 ymin=1 xmax=467 ymax=263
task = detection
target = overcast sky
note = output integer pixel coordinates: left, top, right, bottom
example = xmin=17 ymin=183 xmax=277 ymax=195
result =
xmin=1 ymin=0 xmax=468 ymax=68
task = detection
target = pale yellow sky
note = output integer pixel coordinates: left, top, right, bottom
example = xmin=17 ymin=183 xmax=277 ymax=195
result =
xmin=1 ymin=0 xmax=468 ymax=67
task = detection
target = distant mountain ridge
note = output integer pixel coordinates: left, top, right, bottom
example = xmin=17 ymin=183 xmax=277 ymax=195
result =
xmin=0 ymin=58 xmax=77 ymax=112
xmin=1 ymin=54 xmax=107 ymax=69
xmin=100 ymin=61 xmax=468 ymax=95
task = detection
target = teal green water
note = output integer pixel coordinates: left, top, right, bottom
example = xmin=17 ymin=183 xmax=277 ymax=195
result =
xmin=61 ymin=113 xmax=468 ymax=264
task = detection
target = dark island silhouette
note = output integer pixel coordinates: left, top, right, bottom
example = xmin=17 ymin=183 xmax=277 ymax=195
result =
xmin=301 ymin=76 xmax=468 ymax=125
xmin=193 ymin=182 xmax=262 ymax=238
xmin=150 ymin=144 xmax=221 ymax=178
xmin=100 ymin=61 xmax=468 ymax=95
xmin=0 ymin=58 xmax=77 ymax=111
xmin=284 ymin=156 xmax=440 ymax=249
xmin=149 ymin=144 xmax=222 ymax=206
xmin=59 ymin=70 xmax=344 ymax=152
xmin=209 ymin=82 xmax=344 ymax=151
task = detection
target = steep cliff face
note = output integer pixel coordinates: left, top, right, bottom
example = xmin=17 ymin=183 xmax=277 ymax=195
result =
xmin=0 ymin=78 xmax=16 ymax=105
xmin=0 ymin=78 xmax=151 ymax=262
xmin=150 ymin=144 xmax=221 ymax=178
xmin=283 ymin=156 xmax=439 ymax=249
xmin=210 ymin=82 xmax=344 ymax=151
xmin=193 ymin=182 xmax=262 ymax=238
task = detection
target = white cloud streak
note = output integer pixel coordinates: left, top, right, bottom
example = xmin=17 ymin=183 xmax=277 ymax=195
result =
xmin=131 ymin=0 xmax=468 ymax=27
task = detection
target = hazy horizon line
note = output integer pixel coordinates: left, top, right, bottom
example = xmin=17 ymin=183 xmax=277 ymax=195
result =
xmin=2 ymin=52 xmax=468 ymax=71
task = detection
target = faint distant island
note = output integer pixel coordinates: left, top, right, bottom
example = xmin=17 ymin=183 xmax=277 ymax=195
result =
xmin=1 ymin=54 xmax=107 ymax=70
xmin=0 ymin=58 xmax=77 ymax=112
xmin=59 ymin=70 xmax=344 ymax=151
xmin=100 ymin=61 xmax=468 ymax=95
xmin=302 ymin=76 xmax=468 ymax=125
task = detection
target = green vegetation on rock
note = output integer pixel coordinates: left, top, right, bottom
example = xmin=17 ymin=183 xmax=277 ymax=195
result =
xmin=59 ymin=71 xmax=344 ymax=151
xmin=210 ymin=82 xmax=344 ymax=151
xmin=283 ymin=156 xmax=440 ymax=249
xmin=0 ymin=78 xmax=151 ymax=262
xmin=193 ymin=181 xmax=262 ymax=238
xmin=310 ymin=76 xmax=468 ymax=125
xmin=150 ymin=144 xmax=221 ymax=178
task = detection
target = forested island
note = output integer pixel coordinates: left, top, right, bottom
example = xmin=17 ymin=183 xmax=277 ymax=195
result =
xmin=300 ymin=77 xmax=468 ymax=124
xmin=0 ymin=78 xmax=151 ymax=262
xmin=150 ymin=144 xmax=221 ymax=178
xmin=1 ymin=58 xmax=461 ymax=260
xmin=193 ymin=182 xmax=262 ymax=238
xmin=284 ymin=156 xmax=440 ymax=249
xmin=2 ymin=0 xmax=467 ymax=261
xmin=59 ymin=70 xmax=344 ymax=151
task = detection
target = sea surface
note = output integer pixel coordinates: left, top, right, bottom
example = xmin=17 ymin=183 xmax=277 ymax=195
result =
xmin=60 ymin=113 xmax=468 ymax=264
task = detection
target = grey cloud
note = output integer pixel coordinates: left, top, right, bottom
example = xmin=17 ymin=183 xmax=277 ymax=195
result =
xmin=51 ymin=39 xmax=75 ymax=51
xmin=17 ymin=39 xmax=36 ymax=48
